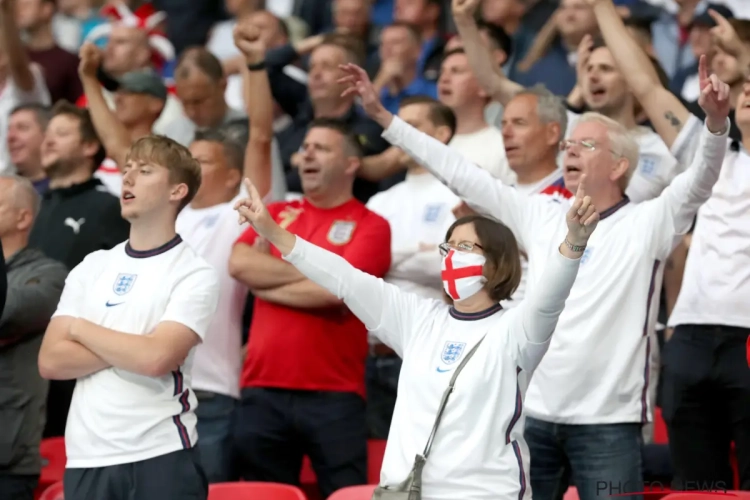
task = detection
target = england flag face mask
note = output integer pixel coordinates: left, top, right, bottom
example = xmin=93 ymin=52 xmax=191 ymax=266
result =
xmin=441 ymin=249 xmax=487 ymax=302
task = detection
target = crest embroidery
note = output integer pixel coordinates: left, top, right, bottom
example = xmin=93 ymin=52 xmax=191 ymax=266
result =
xmin=327 ymin=220 xmax=356 ymax=245
xmin=441 ymin=341 xmax=466 ymax=365
xmin=113 ymin=273 xmax=137 ymax=295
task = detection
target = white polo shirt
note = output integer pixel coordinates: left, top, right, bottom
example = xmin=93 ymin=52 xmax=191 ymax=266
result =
xmin=383 ymin=115 xmax=728 ymax=423
xmin=668 ymin=114 xmax=750 ymax=329
xmin=54 ymin=236 xmax=220 ymax=468
xmin=565 ymin=110 xmax=681 ymax=203
xmin=176 ymin=189 xmax=248 ymax=398
xmin=285 ymin=237 xmax=582 ymax=500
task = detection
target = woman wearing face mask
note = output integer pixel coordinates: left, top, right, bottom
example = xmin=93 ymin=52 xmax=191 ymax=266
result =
xmin=235 ymin=176 xmax=599 ymax=500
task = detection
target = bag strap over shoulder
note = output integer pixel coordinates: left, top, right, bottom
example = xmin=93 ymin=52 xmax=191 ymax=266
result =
xmin=421 ymin=336 xmax=486 ymax=459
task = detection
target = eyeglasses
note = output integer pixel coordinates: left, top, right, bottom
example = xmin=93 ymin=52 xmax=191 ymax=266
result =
xmin=559 ymin=139 xmax=620 ymax=156
xmin=439 ymin=241 xmax=484 ymax=256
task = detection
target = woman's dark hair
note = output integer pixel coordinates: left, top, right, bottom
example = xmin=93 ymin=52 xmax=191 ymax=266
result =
xmin=444 ymin=215 xmax=522 ymax=303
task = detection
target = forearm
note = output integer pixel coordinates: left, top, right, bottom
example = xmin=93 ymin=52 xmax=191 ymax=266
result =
xmin=0 ymin=7 xmax=34 ymax=91
xmin=243 ymin=63 xmax=274 ymax=197
xmin=522 ymin=245 xmax=582 ymax=343
xmin=391 ymin=250 xmax=442 ymax=287
xmin=223 ymin=55 xmax=246 ymax=76
xmin=254 ymin=279 xmax=344 ymax=309
xmin=0 ymin=287 xmax=63 ymax=340
xmin=82 ymin=76 xmax=131 ymax=168
xmin=455 ymin=17 xmax=521 ymax=105
xmin=73 ymin=321 xmax=174 ymax=377
xmin=663 ymin=242 xmax=687 ymax=318
xmin=39 ymin=339 xmax=109 ymax=380
xmin=229 ymin=243 xmax=305 ymax=289
xmin=358 ymin=147 xmax=404 ymax=181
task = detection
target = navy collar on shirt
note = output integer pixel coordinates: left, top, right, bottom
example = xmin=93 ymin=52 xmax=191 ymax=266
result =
xmin=449 ymin=302 xmax=503 ymax=321
xmin=599 ymin=196 xmax=630 ymax=220
xmin=125 ymin=234 xmax=182 ymax=258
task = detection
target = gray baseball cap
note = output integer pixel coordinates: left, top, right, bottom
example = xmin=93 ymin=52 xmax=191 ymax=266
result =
xmin=116 ymin=69 xmax=168 ymax=101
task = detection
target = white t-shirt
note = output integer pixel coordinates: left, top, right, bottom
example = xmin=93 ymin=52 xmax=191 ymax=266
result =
xmin=449 ymin=126 xmax=516 ymax=184
xmin=366 ymin=171 xmax=460 ymax=300
xmin=53 ymin=237 xmax=220 ymax=468
xmin=0 ymin=65 xmax=50 ymax=174
xmin=668 ymin=114 xmax=750 ymax=329
xmin=176 ymin=189 xmax=248 ymax=398
xmin=383 ymin=115 xmax=728 ymax=424
xmin=504 ymin=168 xmax=572 ymax=309
xmin=565 ymin=110 xmax=681 ymax=203
xmin=366 ymin=171 xmax=460 ymax=344
xmin=285 ymin=237 xmax=582 ymax=500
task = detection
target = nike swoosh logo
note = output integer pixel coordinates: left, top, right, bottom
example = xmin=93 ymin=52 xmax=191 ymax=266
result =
xmin=106 ymin=301 xmax=124 ymax=307
xmin=436 ymin=367 xmax=452 ymax=373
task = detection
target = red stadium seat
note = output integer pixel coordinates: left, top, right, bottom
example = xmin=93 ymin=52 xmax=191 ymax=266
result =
xmin=39 ymin=481 xmax=64 ymax=500
xmin=37 ymin=438 xmax=66 ymax=496
xmin=367 ymin=440 xmax=387 ymax=484
xmin=208 ymin=482 xmax=307 ymax=500
xmin=564 ymin=487 xmax=579 ymax=500
xmin=653 ymin=407 xmax=669 ymax=444
xmin=329 ymin=485 xmax=377 ymax=500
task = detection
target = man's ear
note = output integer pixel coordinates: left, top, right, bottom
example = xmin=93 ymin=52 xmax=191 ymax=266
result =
xmin=611 ymin=156 xmax=631 ymax=184
xmin=435 ymin=125 xmax=452 ymax=145
xmin=170 ymin=183 xmax=190 ymax=204
xmin=344 ymin=156 xmax=361 ymax=176
xmin=82 ymin=141 xmax=101 ymax=161
xmin=545 ymin=122 xmax=561 ymax=149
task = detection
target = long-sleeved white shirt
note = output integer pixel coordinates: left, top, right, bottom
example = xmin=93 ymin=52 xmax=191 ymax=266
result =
xmin=667 ymin=114 xmax=750 ymax=329
xmin=382 ymin=115 xmax=728 ymax=424
xmin=284 ymin=237 xmax=581 ymax=500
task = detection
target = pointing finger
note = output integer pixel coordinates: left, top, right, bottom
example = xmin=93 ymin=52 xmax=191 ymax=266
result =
xmin=698 ymin=54 xmax=708 ymax=83
xmin=576 ymin=174 xmax=587 ymax=199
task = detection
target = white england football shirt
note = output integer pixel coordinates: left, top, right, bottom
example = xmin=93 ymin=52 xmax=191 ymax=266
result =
xmin=667 ymin=114 xmax=750 ymax=329
xmin=53 ymin=236 xmax=220 ymax=467
xmin=383 ymin=116 xmax=728 ymax=423
xmin=284 ymin=237 xmax=582 ymax=500
xmin=176 ymin=188 xmax=249 ymax=398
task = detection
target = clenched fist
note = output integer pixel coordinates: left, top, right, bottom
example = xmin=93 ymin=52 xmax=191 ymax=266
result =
xmin=78 ymin=42 xmax=102 ymax=79
xmin=233 ymin=20 xmax=266 ymax=65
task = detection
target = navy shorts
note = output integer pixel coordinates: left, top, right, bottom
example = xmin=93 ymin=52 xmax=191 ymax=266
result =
xmin=64 ymin=448 xmax=207 ymax=500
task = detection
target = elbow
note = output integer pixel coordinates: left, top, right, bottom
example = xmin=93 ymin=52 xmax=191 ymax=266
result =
xmin=228 ymin=251 xmax=246 ymax=282
xmin=38 ymin=350 xmax=64 ymax=380
xmin=141 ymin=352 xmax=180 ymax=378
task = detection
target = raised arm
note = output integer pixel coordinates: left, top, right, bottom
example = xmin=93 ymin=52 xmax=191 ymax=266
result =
xmin=643 ymin=74 xmax=730 ymax=257
xmin=589 ymin=0 xmax=689 ymax=148
xmin=510 ymin=180 xmax=599 ymax=371
xmin=78 ymin=43 xmax=132 ymax=169
xmin=234 ymin=21 xmax=274 ymax=198
xmin=337 ymin=63 xmax=542 ymax=248
xmin=0 ymin=0 xmax=35 ymax=92
xmin=234 ymin=180 xmax=428 ymax=355
xmin=452 ymin=0 xmax=523 ymax=105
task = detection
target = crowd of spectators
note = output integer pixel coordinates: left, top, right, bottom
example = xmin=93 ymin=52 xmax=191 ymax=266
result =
xmin=0 ymin=0 xmax=749 ymax=498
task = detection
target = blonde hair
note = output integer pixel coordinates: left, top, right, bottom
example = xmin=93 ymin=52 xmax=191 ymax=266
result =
xmin=576 ymin=112 xmax=640 ymax=192
xmin=125 ymin=135 xmax=202 ymax=211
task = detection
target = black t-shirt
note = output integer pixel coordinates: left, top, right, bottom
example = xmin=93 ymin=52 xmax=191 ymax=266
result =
xmin=29 ymin=178 xmax=130 ymax=271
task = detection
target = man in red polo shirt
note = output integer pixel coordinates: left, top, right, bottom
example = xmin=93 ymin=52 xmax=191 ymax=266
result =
xmin=229 ymin=118 xmax=391 ymax=498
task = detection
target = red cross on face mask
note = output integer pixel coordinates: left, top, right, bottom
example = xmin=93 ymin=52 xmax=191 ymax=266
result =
xmin=441 ymin=249 xmax=487 ymax=301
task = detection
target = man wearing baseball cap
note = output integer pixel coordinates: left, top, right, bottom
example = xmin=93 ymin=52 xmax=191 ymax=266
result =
xmin=78 ymin=43 xmax=167 ymax=196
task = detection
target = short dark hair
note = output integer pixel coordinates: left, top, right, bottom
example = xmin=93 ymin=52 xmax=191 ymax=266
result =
xmin=307 ymin=117 xmax=364 ymax=158
xmin=51 ymin=100 xmax=106 ymax=169
xmin=10 ymin=102 xmax=52 ymax=130
xmin=444 ymin=215 xmax=522 ymax=303
xmin=317 ymin=33 xmax=366 ymax=67
xmin=399 ymin=95 xmax=456 ymax=139
xmin=384 ymin=22 xmax=422 ymax=45
xmin=193 ymin=125 xmax=246 ymax=173
xmin=477 ymin=20 xmax=513 ymax=59
xmin=175 ymin=47 xmax=225 ymax=82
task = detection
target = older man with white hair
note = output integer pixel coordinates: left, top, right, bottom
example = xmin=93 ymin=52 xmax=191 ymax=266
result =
xmin=337 ymin=57 xmax=730 ymax=500
xmin=0 ymin=175 xmax=67 ymax=500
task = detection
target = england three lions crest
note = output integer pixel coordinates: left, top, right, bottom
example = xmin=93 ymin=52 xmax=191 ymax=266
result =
xmin=327 ymin=220 xmax=356 ymax=245
xmin=113 ymin=273 xmax=137 ymax=295
xmin=441 ymin=341 xmax=466 ymax=365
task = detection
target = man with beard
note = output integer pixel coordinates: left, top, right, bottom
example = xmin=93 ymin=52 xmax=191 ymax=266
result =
xmin=29 ymin=100 xmax=130 ymax=438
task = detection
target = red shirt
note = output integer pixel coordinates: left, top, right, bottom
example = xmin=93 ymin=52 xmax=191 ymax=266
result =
xmin=236 ymin=197 xmax=392 ymax=397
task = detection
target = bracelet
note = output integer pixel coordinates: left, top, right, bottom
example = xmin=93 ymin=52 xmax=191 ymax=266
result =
xmin=247 ymin=60 xmax=266 ymax=72
xmin=564 ymin=239 xmax=586 ymax=253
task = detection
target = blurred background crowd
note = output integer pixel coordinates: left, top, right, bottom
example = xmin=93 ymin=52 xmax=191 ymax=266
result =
xmin=0 ymin=0 xmax=749 ymax=498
